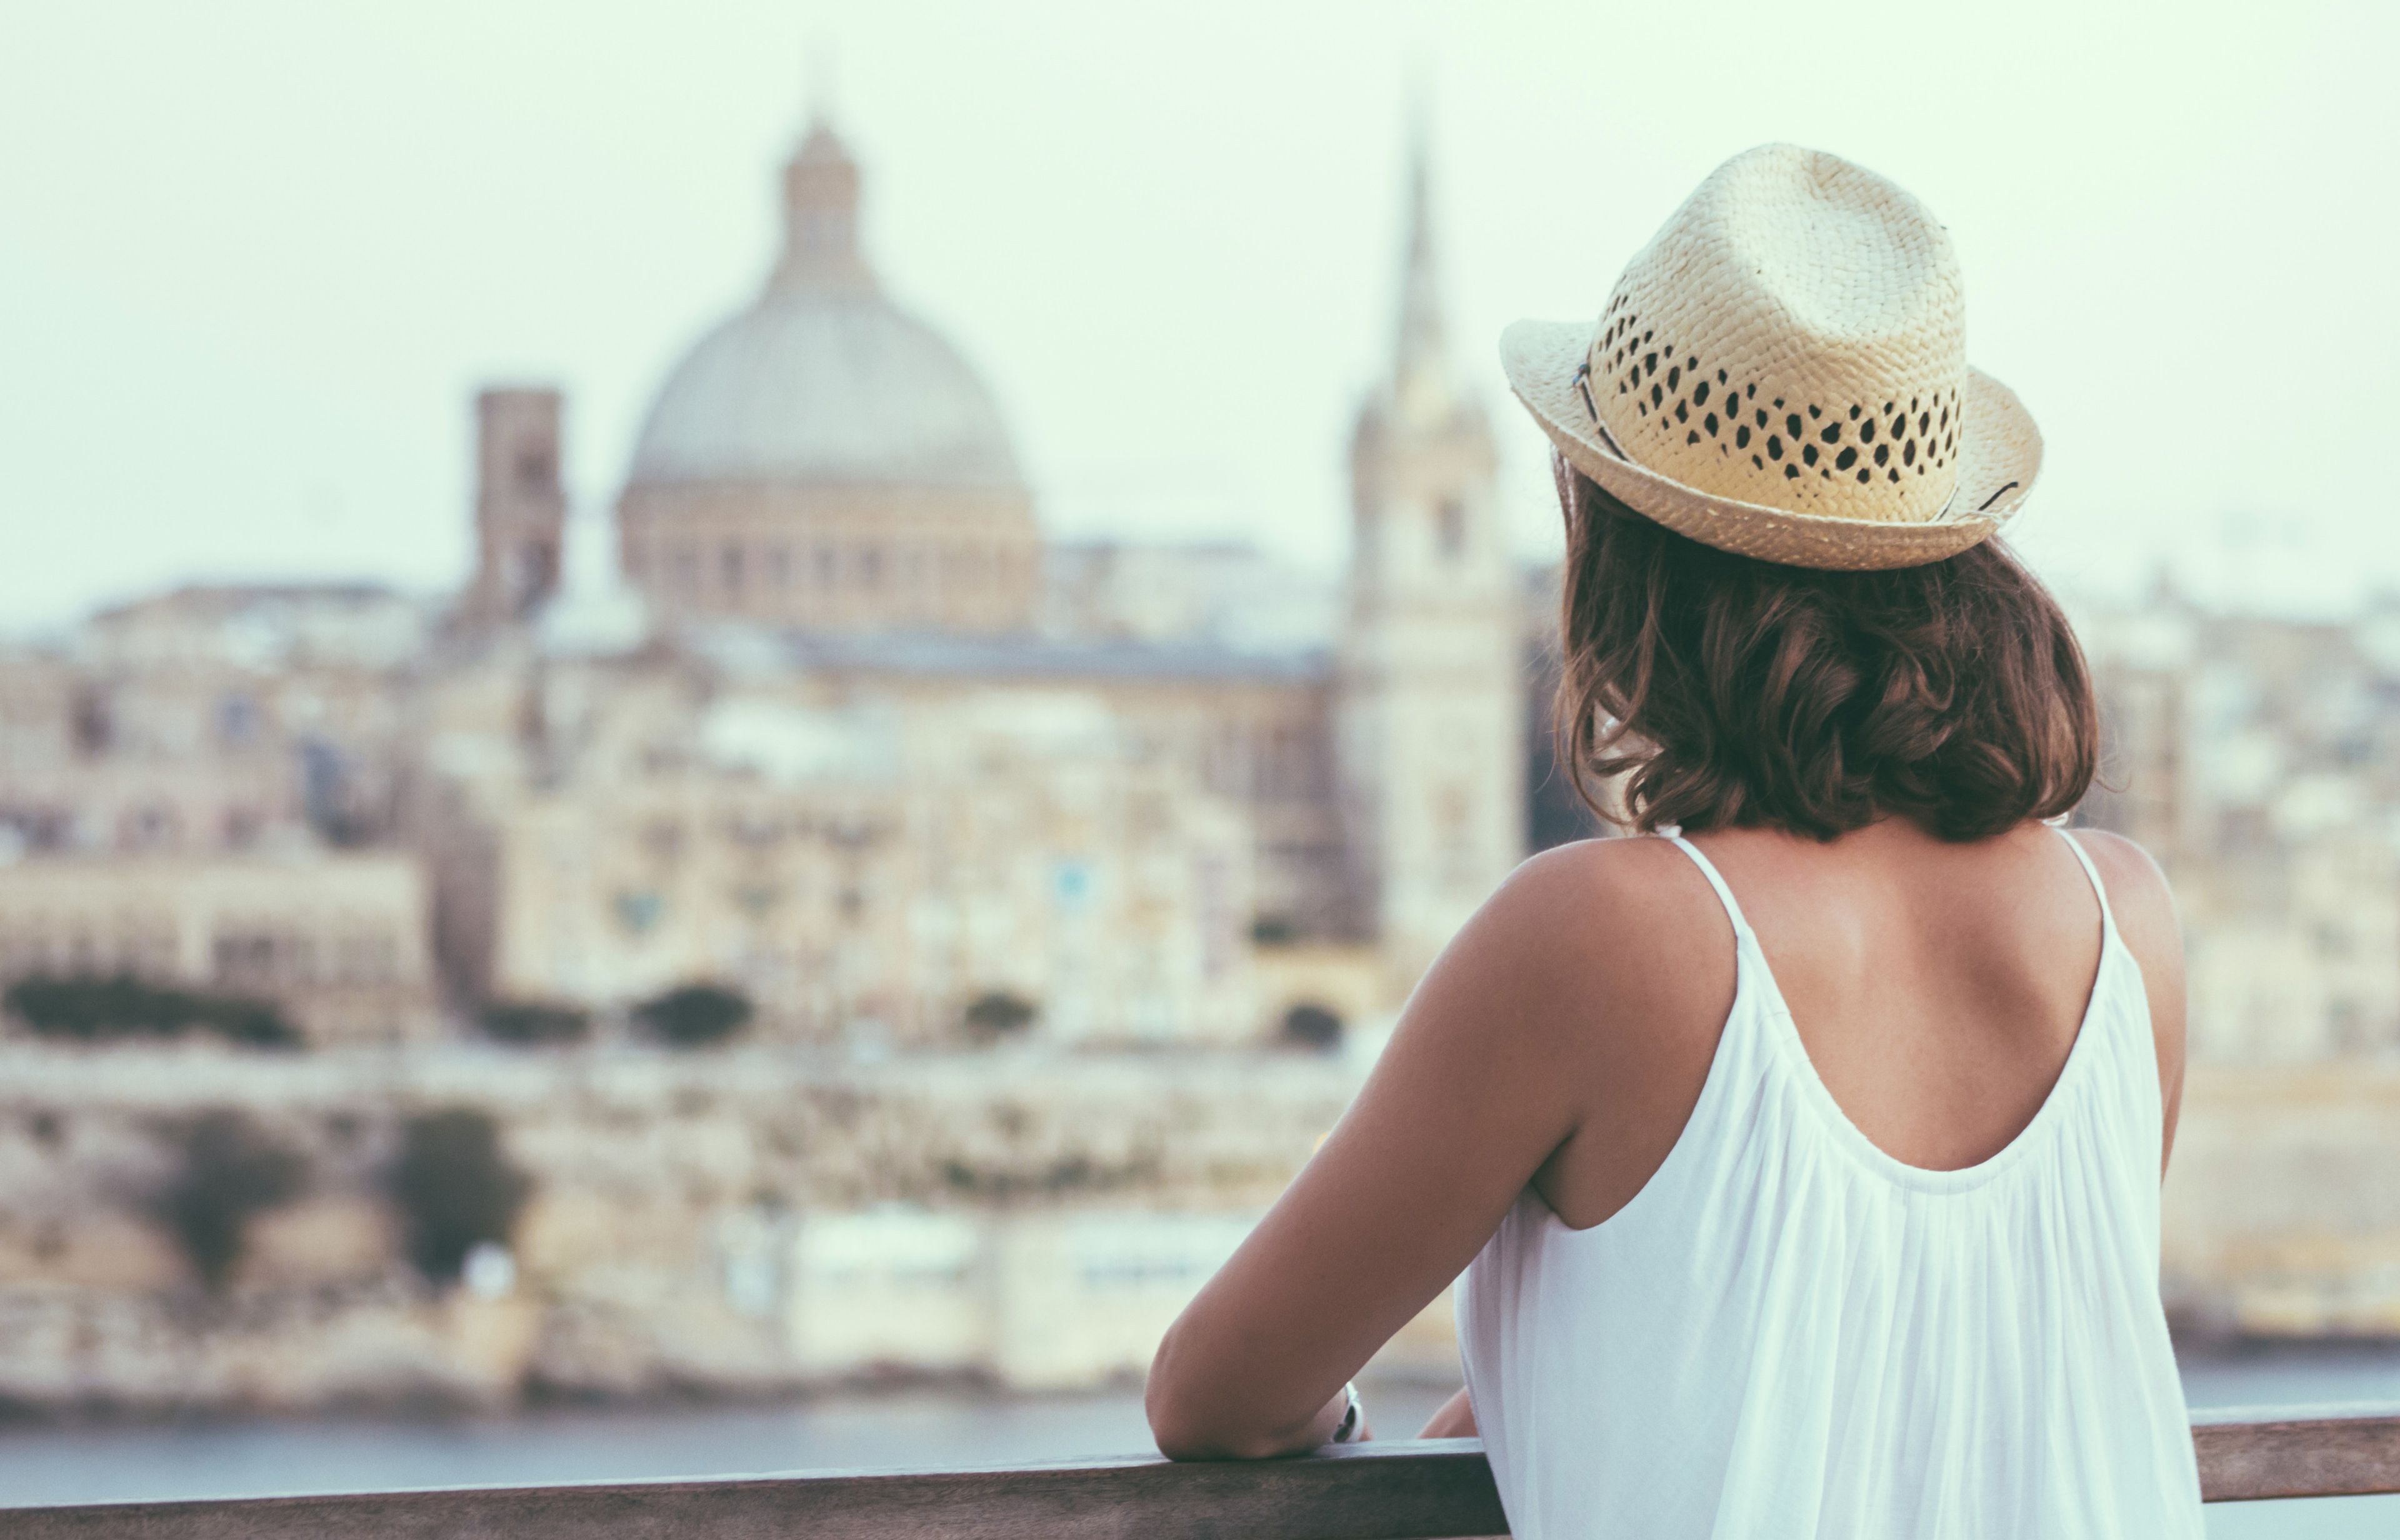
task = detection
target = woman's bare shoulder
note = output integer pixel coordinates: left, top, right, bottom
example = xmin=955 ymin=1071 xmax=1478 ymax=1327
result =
xmin=1484 ymin=836 xmax=1726 ymax=942
xmin=2066 ymin=826 xmax=2187 ymax=1048
xmin=2066 ymin=828 xmax=2181 ymax=956
xmin=1430 ymin=836 xmax=1736 ymax=1045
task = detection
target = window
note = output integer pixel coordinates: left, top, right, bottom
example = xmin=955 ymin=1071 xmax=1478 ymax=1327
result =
xmin=213 ymin=931 xmax=278 ymax=985
xmin=222 ymin=807 xmax=262 ymax=848
xmin=514 ymin=448 xmax=553 ymax=491
xmin=1438 ymin=498 xmax=1469 ymax=559
xmin=614 ymin=891 xmax=664 ymax=936
xmin=125 ymin=804 xmax=179 ymax=849
xmin=642 ymin=820 xmax=686 ymax=864
xmin=216 ymin=694 xmax=261 ymax=748
xmin=721 ymin=545 xmax=745 ymax=595
xmin=71 ymin=689 xmax=111 ymax=755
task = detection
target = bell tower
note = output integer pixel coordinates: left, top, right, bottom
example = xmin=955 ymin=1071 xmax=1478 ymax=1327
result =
xmin=1337 ymin=128 xmax=1525 ymax=996
xmin=467 ymin=386 xmax=566 ymax=628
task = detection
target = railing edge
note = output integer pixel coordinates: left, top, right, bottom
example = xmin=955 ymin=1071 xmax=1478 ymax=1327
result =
xmin=4 ymin=1409 xmax=2396 ymax=1535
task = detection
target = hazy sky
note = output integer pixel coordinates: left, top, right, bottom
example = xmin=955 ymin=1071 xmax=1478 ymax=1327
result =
xmin=3 ymin=1 xmax=2393 ymax=634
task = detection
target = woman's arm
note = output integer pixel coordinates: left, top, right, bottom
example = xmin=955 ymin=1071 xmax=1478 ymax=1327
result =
xmin=1144 ymin=848 xmax=1627 ymax=1460
xmin=1417 ymin=1386 xmax=1478 ymax=1439
xmin=2070 ymin=829 xmax=2188 ymax=1175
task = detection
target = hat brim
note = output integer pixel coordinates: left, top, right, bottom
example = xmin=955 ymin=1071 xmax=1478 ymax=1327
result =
xmin=1499 ymin=319 xmax=2042 ymax=571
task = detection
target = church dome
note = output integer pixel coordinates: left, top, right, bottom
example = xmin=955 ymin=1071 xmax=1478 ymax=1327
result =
xmin=625 ymin=122 xmax=1024 ymax=493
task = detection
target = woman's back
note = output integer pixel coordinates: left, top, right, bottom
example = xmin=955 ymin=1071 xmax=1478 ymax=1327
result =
xmin=1522 ymin=821 xmax=2186 ymax=1231
xmin=1146 ymin=144 xmax=2204 ymax=1540
xmin=1459 ymin=825 xmax=2206 ymax=1538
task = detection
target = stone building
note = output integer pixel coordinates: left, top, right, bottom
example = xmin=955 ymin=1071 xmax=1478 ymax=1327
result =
xmin=422 ymin=644 xmax=1259 ymax=1046
xmin=416 ymin=111 xmax=1526 ymax=1038
xmin=615 ymin=121 xmax=1042 ymax=637
xmin=463 ymin=388 xmax=568 ymax=631
xmin=0 ymin=109 xmax=1530 ymax=1051
xmin=0 ymin=852 xmax=437 ymax=1042
xmin=0 ymin=586 xmax=439 ymax=1044
xmin=0 ymin=584 xmax=425 ymax=858
xmin=1338 ymin=145 xmax=1525 ymax=991
xmin=2075 ymin=585 xmax=2400 ymax=1062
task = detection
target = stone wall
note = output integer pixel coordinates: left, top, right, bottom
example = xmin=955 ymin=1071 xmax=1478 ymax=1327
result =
xmin=0 ymin=1044 xmax=2389 ymax=1415
xmin=0 ymin=1042 xmax=1361 ymax=1412
xmin=2162 ymin=1064 xmax=2400 ymax=1337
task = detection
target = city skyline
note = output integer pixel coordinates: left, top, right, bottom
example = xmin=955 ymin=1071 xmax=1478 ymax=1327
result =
xmin=4 ymin=0 xmax=2395 ymax=637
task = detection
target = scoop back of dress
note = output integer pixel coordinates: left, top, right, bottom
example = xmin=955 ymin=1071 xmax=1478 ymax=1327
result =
xmin=1456 ymin=831 xmax=2205 ymax=1539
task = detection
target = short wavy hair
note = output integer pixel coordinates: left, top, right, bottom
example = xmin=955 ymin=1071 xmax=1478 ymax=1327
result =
xmin=1553 ymin=463 xmax=2098 ymax=842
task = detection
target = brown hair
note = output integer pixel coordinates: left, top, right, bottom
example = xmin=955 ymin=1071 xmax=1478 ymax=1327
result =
xmin=1554 ymin=463 xmax=2097 ymax=842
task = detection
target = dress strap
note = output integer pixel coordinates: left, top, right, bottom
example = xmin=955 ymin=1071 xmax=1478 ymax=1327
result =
xmin=2053 ymin=825 xmax=2119 ymax=938
xmin=1659 ymin=832 xmax=1756 ymax=941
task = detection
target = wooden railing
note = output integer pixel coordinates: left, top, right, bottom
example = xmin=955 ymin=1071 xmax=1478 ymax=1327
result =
xmin=8 ymin=1405 xmax=2395 ymax=1538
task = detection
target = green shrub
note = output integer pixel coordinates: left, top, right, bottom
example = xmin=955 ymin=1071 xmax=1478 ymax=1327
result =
xmin=1249 ymin=914 xmax=1299 ymax=945
xmin=154 ymin=1110 xmax=309 ymax=1291
xmin=478 ymin=999 xmax=590 ymax=1046
xmin=189 ymin=992 xmax=303 ymax=1049
xmin=632 ymin=983 xmax=752 ymax=1049
xmin=1279 ymin=1002 xmax=1344 ymax=1052
xmin=962 ymin=989 xmax=1038 ymax=1042
xmin=388 ymin=1108 xmax=531 ymax=1283
xmin=4 ymin=974 xmax=300 ymax=1049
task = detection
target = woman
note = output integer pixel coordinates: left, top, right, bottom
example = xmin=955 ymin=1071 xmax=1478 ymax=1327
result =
xmin=1146 ymin=145 xmax=2206 ymax=1536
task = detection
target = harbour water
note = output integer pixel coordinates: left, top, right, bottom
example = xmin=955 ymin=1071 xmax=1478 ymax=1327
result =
xmin=3 ymin=1342 xmax=2393 ymax=1534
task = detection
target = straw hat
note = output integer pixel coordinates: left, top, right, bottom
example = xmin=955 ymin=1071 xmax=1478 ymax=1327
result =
xmin=1501 ymin=144 xmax=2041 ymax=571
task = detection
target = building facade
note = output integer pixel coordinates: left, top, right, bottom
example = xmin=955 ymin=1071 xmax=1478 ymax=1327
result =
xmin=2076 ymin=586 xmax=2400 ymax=1062
xmin=464 ymin=389 xmax=568 ymax=630
xmin=416 ymin=109 xmax=1526 ymax=1040
xmin=614 ymin=122 xmax=1042 ymax=638
xmin=1338 ymin=141 xmax=1526 ymax=990
xmin=0 ymin=852 xmax=436 ymax=1042
xmin=0 ymin=586 xmax=438 ymax=1043
xmin=1 ymin=109 xmax=1530 ymax=1052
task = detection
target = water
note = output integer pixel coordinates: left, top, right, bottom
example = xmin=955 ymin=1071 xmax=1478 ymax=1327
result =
xmin=1 ymin=1346 xmax=2392 ymax=1534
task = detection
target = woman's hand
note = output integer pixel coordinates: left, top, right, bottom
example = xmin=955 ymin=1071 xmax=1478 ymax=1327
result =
xmin=1144 ymin=851 xmax=1629 ymax=1461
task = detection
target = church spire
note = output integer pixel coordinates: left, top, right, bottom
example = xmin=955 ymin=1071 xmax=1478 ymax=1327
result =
xmin=1391 ymin=119 xmax=1454 ymax=422
xmin=771 ymin=112 xmax=875 ymax=293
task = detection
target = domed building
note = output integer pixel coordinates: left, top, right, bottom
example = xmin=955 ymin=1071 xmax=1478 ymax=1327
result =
xmin=436 ymin=116 xmax=1526 ymax=1036
xmin=616 ymin=119 xmax=1041 ymax=634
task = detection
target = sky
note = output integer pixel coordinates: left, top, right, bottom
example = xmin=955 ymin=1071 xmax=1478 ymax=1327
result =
xmin=2 ymin=0 xmax=2394 ymax=634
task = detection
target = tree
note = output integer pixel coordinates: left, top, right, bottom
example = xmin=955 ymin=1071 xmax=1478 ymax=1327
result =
xmin=478 ymin=999 xmax=590 ymax=1046
xmin=189 ymin=992 xmax=303 ymax=1049
xmin=154 ymin=1111 xmax=309 ymax=1292
xmin=962 ymin=989 xmax=1037 ymax=1042
xmin=387 ymin=1107 xmax=531 ymax=1283
xmin=4 ymin=973 xmax=299 ymax=1049
xmin=1279 ymin=1002 xmax=1344 ymax=1052
xmin=632 ymin=983 xmax=752 ymax=1049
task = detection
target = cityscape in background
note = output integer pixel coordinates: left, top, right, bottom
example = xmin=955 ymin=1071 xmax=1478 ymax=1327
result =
xmin=1 ymin=99 xmax=2396 ymax=1433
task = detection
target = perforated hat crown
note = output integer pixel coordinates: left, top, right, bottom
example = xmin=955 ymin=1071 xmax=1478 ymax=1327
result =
xmin=1500 ymin=144 xmax=2040 ymax=570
